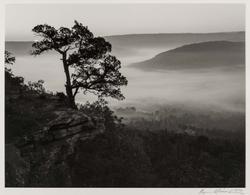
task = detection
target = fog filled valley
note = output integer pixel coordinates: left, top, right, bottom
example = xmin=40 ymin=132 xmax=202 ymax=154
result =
xmin=5 ymin=32 xmax=246 ymax=187
xmin=6 ymin=32 xmax=245 ymax=138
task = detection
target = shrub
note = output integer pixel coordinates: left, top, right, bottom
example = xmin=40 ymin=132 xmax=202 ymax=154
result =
xmin=27 ymin=80 xmax=45 ymax=94
xmin=79 ymin=98 xmax=123 ymax=130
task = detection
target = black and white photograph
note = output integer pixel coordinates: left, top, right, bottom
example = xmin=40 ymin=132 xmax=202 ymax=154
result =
xmin=2 ymin=1 xmax=248 ymax=191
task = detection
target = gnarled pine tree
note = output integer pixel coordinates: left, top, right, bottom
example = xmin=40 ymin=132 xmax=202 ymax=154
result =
xmin=32 ymin=20 xmax=127 ymax=108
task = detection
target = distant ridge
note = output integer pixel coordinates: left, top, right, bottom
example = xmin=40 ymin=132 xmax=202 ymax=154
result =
xmin=105 ymin=32 xmax=245 ymax=48
xmin=105 ymin=31 xmax=245 ymax=38
xmin=6 ymin=31 xmax=245 ymax=42
xmin=131 ymin=41 xmax=245 ymax=70
xmin=5 ymin=32 xmax=245 ymax=56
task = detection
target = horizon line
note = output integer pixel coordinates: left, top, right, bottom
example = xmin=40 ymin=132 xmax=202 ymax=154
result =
xmin=5 ymin=31 xmax=245 ymax=42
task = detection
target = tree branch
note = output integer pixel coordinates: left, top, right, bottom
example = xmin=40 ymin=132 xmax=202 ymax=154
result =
xmin=73 ymin=87 xmax=79 ymax=98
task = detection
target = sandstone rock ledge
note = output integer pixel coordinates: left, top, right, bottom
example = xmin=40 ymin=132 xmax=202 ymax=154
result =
xmin=5 ymin=108 xmax=105 ymax=187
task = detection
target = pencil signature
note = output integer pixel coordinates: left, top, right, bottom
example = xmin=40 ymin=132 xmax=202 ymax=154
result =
xmin=199 ymin=188 xmax=246 ymax=195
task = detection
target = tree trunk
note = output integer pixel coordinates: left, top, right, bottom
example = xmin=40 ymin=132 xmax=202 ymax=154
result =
xmin=62 ymin=53 xmax=76 ymax=109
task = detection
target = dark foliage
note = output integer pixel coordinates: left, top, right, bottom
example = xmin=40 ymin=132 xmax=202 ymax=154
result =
xmin=5 ymin=50 xmax=15 ymax=65
xmin=142 ymin=130 xmax=245 ymax=187
xmin=5 ymin=72 xmax=56 ymax=142
xmin=27 ymin=80 xmax=45 ymax=94
xmin=5 ymin=50 xmax=16 ymax=75
xmin=79 ymin=98 xmax=123 ymax=130
xmin=68 ymin=129 xmax=154 ymax=187
xmin=66 ymin=127 xmax=245 ymax=187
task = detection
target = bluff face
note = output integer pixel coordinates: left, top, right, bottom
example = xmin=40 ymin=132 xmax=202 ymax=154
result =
xmin=6 ymin=100 xmax=105 ymax=187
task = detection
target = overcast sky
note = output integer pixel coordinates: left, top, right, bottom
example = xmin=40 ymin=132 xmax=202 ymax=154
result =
xmin=5 ymin=3 xmax=245 ymax=41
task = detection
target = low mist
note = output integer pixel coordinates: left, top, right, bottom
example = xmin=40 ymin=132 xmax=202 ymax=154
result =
xmin=6 ymin=39 xmax=245 ymax=114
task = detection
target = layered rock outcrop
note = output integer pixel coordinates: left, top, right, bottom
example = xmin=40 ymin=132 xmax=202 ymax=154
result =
xmin=6 ymin=108 xmax=105 ymax=187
